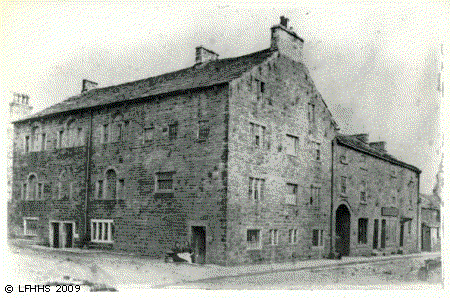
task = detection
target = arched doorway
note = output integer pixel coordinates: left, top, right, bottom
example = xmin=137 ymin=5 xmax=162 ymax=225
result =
xmin=335 ymin=204 xmax=351 ymax=256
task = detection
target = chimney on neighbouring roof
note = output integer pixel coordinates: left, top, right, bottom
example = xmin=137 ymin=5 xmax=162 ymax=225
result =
xmin=369 ymin=141 xmax=387 ymax=153
xmin=270 ymin=16 xmax=304 ymax=62
xmin=195 ymin=46 xmax=219 ymax=65
xmin=350 ymin=133 xmax=369 ymax=143
xmin=82 ymin=79 xmax=98 ymax=93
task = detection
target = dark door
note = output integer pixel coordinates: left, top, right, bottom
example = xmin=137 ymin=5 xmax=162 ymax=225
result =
xmin=422 ymin=224 xmax=431 ymax=252
xmin=399 ymin=222 xmax=405 ymax=247
xmin=373 ymin=219 xmax=379 ymax=249
xmin=65 ymin=223 xmax=73 ymax=248
xmin=52 ymin=222 xmax=60 ymax=248
xmin=191 ymin=226 xmax=206 ymax=264
xmin=335 ymin=205 xmax=351 ymax=256
xmin=381 ymin=219 xmax=386 ymax=249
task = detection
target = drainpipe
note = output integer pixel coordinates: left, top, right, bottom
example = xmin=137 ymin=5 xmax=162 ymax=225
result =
xmin=416 ymin=172 xmax=421 ymax=252
xmin=84 ymin=109 xmax=93 ymax=241
xmin=329 ymin=138 xmax=335 ymax=258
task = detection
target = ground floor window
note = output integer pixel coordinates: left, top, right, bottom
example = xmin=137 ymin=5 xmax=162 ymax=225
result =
xmin=269 ymin=229 xmax=279 ymax=245
xmin=289 ymin=229 xmax=298 ymax=244
xmin=23 ymin=218 xmax=38 ymax=236
xmin=91 ymin=219 xmax=114 ymax=243
xmin=246 ymin=229 xmax=261 ymax=250
xmin=358 ymin=218 xmax=368 ymax=244
xmin=312 ymin=229 xmax=324 ymax=247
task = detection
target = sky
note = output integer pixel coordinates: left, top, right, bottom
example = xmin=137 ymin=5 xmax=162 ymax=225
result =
xmin=1 ymin=0 xmax=448 ymax=194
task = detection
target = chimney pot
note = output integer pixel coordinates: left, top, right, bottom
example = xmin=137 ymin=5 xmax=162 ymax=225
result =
xmin=280 ymin=16 xmax=289 ymax=27
xmin=195 ymin=46 xmax=219 ymax=65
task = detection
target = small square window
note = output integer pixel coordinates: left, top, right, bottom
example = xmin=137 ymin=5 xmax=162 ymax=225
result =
xmin=286 ymin=135 xmax=299 ymax=156
xmin=156 ymin=172 xmax=174 ymax=192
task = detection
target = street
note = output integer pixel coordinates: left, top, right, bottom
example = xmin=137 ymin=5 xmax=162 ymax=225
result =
xmin=4 ymin=240 xmax=442 ymax=291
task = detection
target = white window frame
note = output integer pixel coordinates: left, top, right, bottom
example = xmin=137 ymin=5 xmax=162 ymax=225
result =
xmin=91 ymin=219 xmax=114 ymax=243
xmin=312 ymin=229 xmax=324 ymax=247
xmin=269 ymin=229 xmax=279 ymax=245
xmin=248 ymin=177 xmax=265 ymax=202
xmin=23 ymin=217 xmax=39 ymax=236
xmin=250 ymin=123 xmax=266 ymax=149
xmin=286 ymin=134 xmax=299 ymax=156
xmin=246 ymin=229 xmax=262 ymax=250
xmin=289 ymin=229 xmax=298 ymax=244
xmin=285 ymin=183 xmax=298 ymax=205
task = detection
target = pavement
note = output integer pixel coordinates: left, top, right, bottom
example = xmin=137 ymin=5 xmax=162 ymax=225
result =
xmin=7 ymin=238 xmax=442 ymax=290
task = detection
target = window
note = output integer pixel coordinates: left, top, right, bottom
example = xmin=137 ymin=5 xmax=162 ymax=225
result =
xmin=144 ymin=126 xmax=154 ymax=142
xmin=168 ymin=123 xmax=178 ymax=140
xmin=23 ymin=218 xmax=38 ymax=236
xmin=156 ymin=172 xmax=174 ymax=192
xmin=340 ymin=150 xmax=348 ymax=164
xmin=118 ymin=179 xmax=125 ymax=199
xmin=58 ymin=131 xmax=64 ymax=148
xmin=40 ymin=133 xmax=46 ymax=151
xmin=25 ymin=136 xmax=30 ymax=153
xmin=91 ymin=219 xmax=114 ymax=243
xmin=285 ymin=183 xmax=298 ymax=205
xmin=312 ymin=141 xmax=320 ymax=161
xmin=286 ymin=135 xmax=299 ymax=156
xmin=360 ymin=181 xmax=367 ymax=204
xmin=269 ymin=229 xmax=279 ymax=245
xmin=106 ymin=169 xmax=117 ymax=200
xmin=340 ymin=176 xmax=347 ymax=195
xmin=312 ymin=229 xmax=324 ymax=247
xmin=117 ymin=123 xmax=124 ymax=141
xmin=21 ymin=183 xmax=27 ymax=200
xmin=97 ymin=180 xmax=104 ymax=199
xmin=250 ymin=123 xmax=266 ymax=149
xmin=102 ymin=124 xmax=110 ymax=143
xmin=247 ymin=229 xmax=261 ymax=250
xmin=37 ymin=183 xmax=44 ymax=200
xmin=254 ymin=79 xmax=265 ymax=100
xmin=391 ymin=189 xmax=397 ymax=205
xmin=77 ymin=128 xmax=84 ymax=146
xmin=198 ymin=120 xmax=209 ymax=141
xmin=310 ymin=185 xmax=321 ymax=206
xmin=248 ymin=177 xmax=265 ymax=202
xmin=28 ymin=175 xmax=37 ymax=200
xmin=289 ymin=229 xmax=298 ymax=244
xmin=358 ymin=218 xmax=368 ymax=244
xmin=308 ymin=103 xmax=316 ymax=123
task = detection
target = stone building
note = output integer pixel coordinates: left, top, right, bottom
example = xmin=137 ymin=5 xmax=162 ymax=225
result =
xmin=419 ymin=194 xmax=440 ymax=252
xmin=10 ymin=17 xmax=420 ymax=265
xmin=333 ymin=135 xmax=421 ymax=257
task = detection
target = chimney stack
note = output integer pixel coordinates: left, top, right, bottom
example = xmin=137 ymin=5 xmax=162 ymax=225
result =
xmin=350 ymin=133 xmax=369 ymax=143
xmin=82 ymin=79 xmax=98 ymax=93
xmin=270 ymin=16 xmax=304 ymax=62
xmin=195 ymin=46 xmax=219 ymax=65
xmin=369 ymin=141 xmax=387 ymax=153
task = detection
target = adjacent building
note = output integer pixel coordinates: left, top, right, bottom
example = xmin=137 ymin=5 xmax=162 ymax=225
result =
xmin=419 ymin=194 xmax=441 ymax=252
xmin=9 ymin=17 xmax=421 ymax=265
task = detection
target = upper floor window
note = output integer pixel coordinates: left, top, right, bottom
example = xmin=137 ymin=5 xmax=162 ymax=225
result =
xmin=360 ymin=181 xmax=367 ymax=204
xmin=391 ymin=189 xmax=397 ymax=205
xmin=269 ymin=229 xmax=279 ymax=245
xmin=408 ymin=182 xmax=415 ymax=208
xmin=340 ymin=176 xmax=348 ymax=195
xmin=23 ymin=175 xmax=44 ymax=201
xmin=254 ymin=79 xmax=265 ymax=100
xmin=106 ymin=169 xmax=117 ymax=200
xmin=250 ymin=123 xmax=266 ymax=149
xmin=340 ymin=150 xmax=348 ymax=164
xmin=310 ymin=185 xmax=321 ymax=206
xmin=58 ymin=131 xmax=64 ymax=149
xmin=24 ymin=136 xmax=30 ymax=153
xmin=156 ymin=172 xmax=174 ymax=192
xmin=40 ymin=133 xmax=46 ymax=151
xmin=285 ymin=183 xmax=298 ymax=205
xmin=144 ymin=123 xmax=154 ymax=142
xmin=248 ymin=177 xmax=265 ymax=202
xmin=168 ymin=123 xmax=178 ymax=140
xmin=308 ymin=103 xmax=316 ymax=123
xmin=117 ymin=123 xmax=124 ymax=141
xmin=102 ymin=124 xmax=110 ymax=144
xmin=198 ymin=120 xmax=209 ymax=141
xmin=286 ymin=134 xmax=299 ymax=156
xmin=312 ymin=141 xmax=320 ymax=161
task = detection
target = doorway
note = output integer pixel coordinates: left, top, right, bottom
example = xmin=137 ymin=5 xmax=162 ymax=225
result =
xmin=422 ymin=224 xmax=431 ymax=252
xmin=52 ymin=222 xmax=60 ymax=248
xmin=373 ymin=219 xmax=379 ymax=249
xmin=64 ymin=223 xmax=73 ymax=248
xmin=381 ymin=219 xmax=386 ymax=249
xmin=191 ymin=226 xmax=206 ymax=264
xmin=335 ymin=205 xmax=351 ymax=256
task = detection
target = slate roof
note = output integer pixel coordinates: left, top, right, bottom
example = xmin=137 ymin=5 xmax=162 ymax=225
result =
xmin=15 ymin=48 xmax=276 ymax=123
xmin=336 ymin=134 xmax=421 ymax=173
